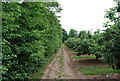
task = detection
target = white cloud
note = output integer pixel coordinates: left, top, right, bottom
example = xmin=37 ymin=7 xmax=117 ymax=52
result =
xmin=58 ymin=0 xmax=116 ymax=33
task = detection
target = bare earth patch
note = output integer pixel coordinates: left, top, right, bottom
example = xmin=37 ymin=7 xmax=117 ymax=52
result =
xmin=41 ymin=45 xmax=119 ymax=79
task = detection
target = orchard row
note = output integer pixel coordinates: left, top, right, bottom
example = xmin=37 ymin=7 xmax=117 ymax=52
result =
xmin=64 ymin=1 xmax=120 ymax=71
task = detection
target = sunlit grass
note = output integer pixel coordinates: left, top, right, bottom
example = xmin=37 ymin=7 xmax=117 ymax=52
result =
xmin=69 ymin=51 xmax=78 ymax=53
xmin=72 ymin=55 xmax=96 ymax=59
xmin=78 ymin=67 xmax=120 ymax=75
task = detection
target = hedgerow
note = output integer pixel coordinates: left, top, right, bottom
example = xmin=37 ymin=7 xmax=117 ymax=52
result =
xmin=2 ymin=2 xmax=62 ymax=80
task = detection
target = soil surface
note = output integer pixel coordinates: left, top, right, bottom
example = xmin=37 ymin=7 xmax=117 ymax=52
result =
xmin=41 ymin=45 xmax=119 ymax=79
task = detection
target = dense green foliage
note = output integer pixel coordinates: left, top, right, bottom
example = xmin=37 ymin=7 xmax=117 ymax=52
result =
xmin=0 ymin=1 xmax=2 ymax=80
xmin=2 ymin=2 xmax=62 ymax=80
xmin=65 ymin=1 xmax=120 ymax=70
xmin=103 ymin=1 xmax=120 ymax=69
xmin=65 ymin=30 xmax=93 ymax=56
xmin=62 ymin=28 xmax=68 ymax=43
xmin=69 ymin=29 xmax=78 ymax=38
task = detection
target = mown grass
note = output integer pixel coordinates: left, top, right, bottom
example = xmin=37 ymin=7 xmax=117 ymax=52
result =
xmin=72 ymin=55 xmax=96 ymax=59
xmin=78 ymin=67 xmax=120 ymax=75
xmin=69 ymin=51 xmax=78 ymax=53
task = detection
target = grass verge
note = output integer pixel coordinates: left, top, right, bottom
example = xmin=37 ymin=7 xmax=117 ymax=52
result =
xmin=30 ymin=53 xmax=57 ymax=79
xmin=69 ymin=51 xmax=78 ymax=54
xmin=72 ymin=55 xmax=96 ymax=59
xmin=78 ymin=67 xmax=120 ymax=75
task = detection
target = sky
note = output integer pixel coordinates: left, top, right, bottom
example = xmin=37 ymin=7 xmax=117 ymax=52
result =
xmin=57 ymin=0 xmax=116 ymax=33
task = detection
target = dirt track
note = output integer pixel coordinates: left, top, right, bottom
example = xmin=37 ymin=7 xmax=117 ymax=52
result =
xmin=41 ymin=45 xmax=84 ymax=79
xmin=41 ymin=45 xmax=119 ymax=79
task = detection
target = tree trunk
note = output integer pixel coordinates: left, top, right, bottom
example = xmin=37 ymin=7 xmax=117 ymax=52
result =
xmin=96 ymin=56 xmax=98 ymax=61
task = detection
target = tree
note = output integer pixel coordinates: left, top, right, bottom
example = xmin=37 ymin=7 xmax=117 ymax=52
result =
xmin=69 ymin=29 xmax=78 ymax=38
xmin=62 ymin=28 xmax=68 ymax=43
xmin=102 ymin=0 xmax=120 ymax=70
xmin=90 ymin=29 xmax=104 ymax=60
xmin=78 ymin=30 xmax=86 ymax=38
xmin=65 ymin=30 xmax=92 ymax=56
